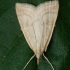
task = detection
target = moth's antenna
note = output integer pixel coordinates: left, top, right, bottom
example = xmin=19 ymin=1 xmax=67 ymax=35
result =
xmin=23 ymin=54 xmax=35 ymax=70
xmin=43 ymin=54 xmax=54 ymax=70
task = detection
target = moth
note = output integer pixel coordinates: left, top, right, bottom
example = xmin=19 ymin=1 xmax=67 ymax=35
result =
xmin=15 ymin=0 xmax=59 ymax=70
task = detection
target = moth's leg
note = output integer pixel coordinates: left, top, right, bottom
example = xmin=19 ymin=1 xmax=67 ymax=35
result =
xmin=43 ymin=54 xmax=54 ymax=70
xmin=23 ymin=54 xmax=35 ymax=70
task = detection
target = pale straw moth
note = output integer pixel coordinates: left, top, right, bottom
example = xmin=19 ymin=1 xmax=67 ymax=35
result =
xmin=15 ymin=0 xmax=59 ymax=70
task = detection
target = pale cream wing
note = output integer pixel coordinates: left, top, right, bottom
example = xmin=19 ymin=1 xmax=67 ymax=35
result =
xmin=16 ymin=3 xmax=37 ymax=54
xmin=33 ymin=14 xmax=44 ymax=58
xmin=37 ymin=1 xmax=59 ymax=54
